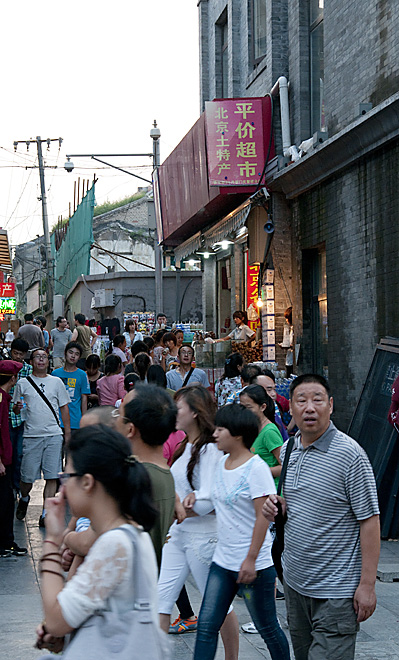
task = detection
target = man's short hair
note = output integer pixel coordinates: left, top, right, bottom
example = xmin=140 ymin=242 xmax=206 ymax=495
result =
xmin=124 ymin=384 xmax=177 ymax=447
xmin=24 ymin=313 xmax=34 ymax=323
xmin=232 ymin=310 xmax=244 ymax=320
xmin=241 ymin=364 xmax=261 ymax=385
xmin=56 ymin=316 xmax=65 ymax=327
xmin=30 ymin=348 xmax=48 ymax=359
xmin=75 ymin=313 xmax=86 ymax=325
xmin=36 ymin=315 xmax=47 ymax=328
xmin=290 ymin=373 xmax=331 ymax=398
xmin=11 ymin=338 xmax=29 ymax=354
xmin=157 ymin=312 xmax=167 ymax=320
xmin=64 ymin=341 xmax=83 ymax=357
xmin=80 ymin=406 xmax=117 ymax=428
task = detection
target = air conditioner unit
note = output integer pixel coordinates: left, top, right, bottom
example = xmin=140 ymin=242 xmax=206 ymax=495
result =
xmin=92 ymin=288 xmax=115 ymax=308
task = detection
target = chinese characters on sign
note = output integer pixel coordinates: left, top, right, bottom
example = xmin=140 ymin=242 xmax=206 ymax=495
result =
xmin=246 ymin=258 xmax=260 ymax=333
xmin=261 ymin=269 xmax=276 ymax=362
xmin=0 ymin=298 xmax=16 ymax=314
xmin=0 ymin=283 xmax=15 ymax=297
xmin=205 ymin=98 xmax=272 ymax=186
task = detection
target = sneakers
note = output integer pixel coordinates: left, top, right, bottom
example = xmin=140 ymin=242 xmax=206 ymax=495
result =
xmin=16 ymin=496 xmax=30 ymax=521
xmin=276 ymin=588 xmax=285 ymax=600
xmin=241 ymin=621 xmax=258 ymax=634
xmin=0 ymin=548 xmax=12 ymax=558
xmin=38 ymin=515 xmax=46 ymax=528
xmin=169 ymin=615 xmax=198 ymax=634
xmin=5 ymin=543 xmax=28 ymax=556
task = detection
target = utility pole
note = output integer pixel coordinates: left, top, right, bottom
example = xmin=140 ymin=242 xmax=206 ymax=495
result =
xmin=150 ymin=120 xmax=163 ymax=316
xmin=13 ymin=136 xmax=63 ymax=313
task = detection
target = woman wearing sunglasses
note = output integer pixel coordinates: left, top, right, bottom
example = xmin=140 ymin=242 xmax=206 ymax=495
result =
xmin=35 ymin=425 xmax=165 ymax=658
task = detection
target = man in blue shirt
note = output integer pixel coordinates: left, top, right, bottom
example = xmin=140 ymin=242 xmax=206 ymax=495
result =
xmin=52 ymin=342 xmax=90 ymax=430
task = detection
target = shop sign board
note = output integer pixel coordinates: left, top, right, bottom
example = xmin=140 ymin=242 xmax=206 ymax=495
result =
xmin=205 ymin=97 xmax=272 ymax=187
xmin=0 ymin=297 xmax=16 ymax=315
xmin=0 ymin=283 xmax=15 ymax=297
xmin=246 ymin=259 xmax=261 ymax=333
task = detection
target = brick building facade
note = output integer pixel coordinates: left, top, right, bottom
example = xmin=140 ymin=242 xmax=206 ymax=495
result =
xmin=195 ymin=0 xmax=399 ymax=428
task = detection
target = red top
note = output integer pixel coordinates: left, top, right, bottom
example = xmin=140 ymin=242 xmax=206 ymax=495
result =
xmin=0 ymin=388 xmax=12 ymax=465
xmin=388 ymin=375 xmax=399 ymax=429
xmin=276 ymin=393 xmax=290 ymax=413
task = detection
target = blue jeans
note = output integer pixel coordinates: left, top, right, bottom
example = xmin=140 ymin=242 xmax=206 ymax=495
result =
xmin=194 ymin=562 xmax=290 ymax=660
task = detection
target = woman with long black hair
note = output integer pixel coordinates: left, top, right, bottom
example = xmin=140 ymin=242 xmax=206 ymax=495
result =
xmin=214 ymin=353 xmax=244 ymax=407
xmin=157 ymin=385 xmax=239 ymax=660
xmin=35 ymin=425 xmax=165 ymax=657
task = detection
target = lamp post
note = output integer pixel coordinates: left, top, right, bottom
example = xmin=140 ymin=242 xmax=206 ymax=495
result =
xmin=150 ymin=120 xmax=163 ymax=317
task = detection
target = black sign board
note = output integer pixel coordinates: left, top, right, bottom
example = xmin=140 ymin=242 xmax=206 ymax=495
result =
xmin=348 ymin=337 xmax=399 ymax=538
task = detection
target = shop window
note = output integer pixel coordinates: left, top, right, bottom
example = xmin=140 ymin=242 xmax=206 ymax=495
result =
xmin=310 ymin=0 xmax=325 ymax=134
xmin=250 ymin=0 xmax=267 ymax=68
xmin=302 ymin=246 xmax=328 ymax=378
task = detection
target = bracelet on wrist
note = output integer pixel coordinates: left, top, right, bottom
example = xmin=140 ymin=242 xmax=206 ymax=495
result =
xmin=40 ymin=568 xmax=64 ymax=579
xmin=44 ymin=539 xmax=60 ymax=549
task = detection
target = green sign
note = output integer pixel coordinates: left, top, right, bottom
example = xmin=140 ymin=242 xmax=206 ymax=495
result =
xmin=0 ymin=297 xmax=16 ymax=313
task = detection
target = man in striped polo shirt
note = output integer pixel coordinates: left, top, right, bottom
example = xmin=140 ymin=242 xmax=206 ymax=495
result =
xmin=263 ymin=374 xmax=380 ymax=660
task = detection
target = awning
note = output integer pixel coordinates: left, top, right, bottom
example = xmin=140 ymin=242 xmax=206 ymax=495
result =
xmin=173 ymin=200 xmax=253 ymax=262
xmin=203 ymin=200 xmax=252 ymax=248
xmin=173 ymin=232 xmax=202 ymax=263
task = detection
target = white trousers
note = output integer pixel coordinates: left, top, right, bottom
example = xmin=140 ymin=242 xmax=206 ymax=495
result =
xmin=158 ymin=524 xmax=217 ymax=614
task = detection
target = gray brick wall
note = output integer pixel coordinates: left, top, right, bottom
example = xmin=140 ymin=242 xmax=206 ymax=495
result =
xmin=292 ymin=141 xmax=399 ymax=429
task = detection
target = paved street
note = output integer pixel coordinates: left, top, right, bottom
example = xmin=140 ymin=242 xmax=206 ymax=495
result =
xmin=1 ymin=481 xmax=399 ymax=660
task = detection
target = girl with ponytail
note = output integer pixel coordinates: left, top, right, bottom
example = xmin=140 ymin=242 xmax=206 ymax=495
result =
xmin=158 ymin=386 xmax=239 ymax=658
xmin=36 ymin=425 xmax=161 ymax=655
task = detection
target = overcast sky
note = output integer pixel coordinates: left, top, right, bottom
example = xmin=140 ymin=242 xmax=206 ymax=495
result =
xmin=0 ymin=1 xmax=200 ymax=248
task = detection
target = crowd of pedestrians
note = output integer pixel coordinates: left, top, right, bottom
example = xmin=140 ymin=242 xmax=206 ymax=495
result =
xmin=0 ymin=309 xmax=383 ymax=660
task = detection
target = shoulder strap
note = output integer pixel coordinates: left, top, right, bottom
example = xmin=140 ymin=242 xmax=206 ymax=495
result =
xmin=26 ymin=376 xmax=61 ymax=427
xmin=118 ymin=526 xmax=153 ymax=612
xmin=182 ymin=367 xmax=194 ymax=388
xmin=276 ymin=436 xmax=295 ymax=496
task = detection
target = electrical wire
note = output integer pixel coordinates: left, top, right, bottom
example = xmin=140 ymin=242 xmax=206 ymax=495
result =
xmin=4 ymin=163 xmax=36 ymax=228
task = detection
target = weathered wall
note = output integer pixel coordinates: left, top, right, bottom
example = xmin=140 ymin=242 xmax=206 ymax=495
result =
xmin=292 ymin=140 xmax=399 ymax=429
xmin=66 ymin=271 xmax=203 ymax=326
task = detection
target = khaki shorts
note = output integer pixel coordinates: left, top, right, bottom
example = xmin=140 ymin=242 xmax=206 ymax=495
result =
xmin=52 ymin=356 xmax=65 ymax=369
xmin=20 ymin=435 xmax=63 ymax=483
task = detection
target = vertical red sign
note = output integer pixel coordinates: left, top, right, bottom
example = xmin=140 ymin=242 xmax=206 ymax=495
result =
xmin=246 ymin=257 xmax=261 ymax=332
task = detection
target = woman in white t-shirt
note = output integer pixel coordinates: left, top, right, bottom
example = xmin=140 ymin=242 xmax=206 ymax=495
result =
xmin=35 ymin=425 xmax=161 ymax=656
xmin=188 ymin=404 xmax=290 ymax=660
xmin=158 ymin=385 xmax=239 ymax=659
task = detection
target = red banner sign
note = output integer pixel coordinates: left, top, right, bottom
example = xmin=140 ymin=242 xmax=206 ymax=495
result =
xmin=246 ymin=258 xmax=261 ymax=332
xmin=0 ymin=283 xmax=15 ymax=297
xmin=205 ymin=97 xmax=272 ymax=187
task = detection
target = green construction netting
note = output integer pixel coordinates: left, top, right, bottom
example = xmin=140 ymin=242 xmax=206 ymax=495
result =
xmin=51 ymin=184 xmax=95 ymax=295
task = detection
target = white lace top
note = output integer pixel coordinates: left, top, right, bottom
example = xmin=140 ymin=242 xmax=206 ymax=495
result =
xmin=57 ymin=525 xmax=158 ymax=629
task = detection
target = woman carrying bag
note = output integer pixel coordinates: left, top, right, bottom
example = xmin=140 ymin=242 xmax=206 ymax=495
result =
xmin=36 ymin=424 xmax=169 ymax=660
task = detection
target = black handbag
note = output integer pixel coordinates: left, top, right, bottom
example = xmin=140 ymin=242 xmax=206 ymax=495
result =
xmin=271 ymin=437 xmax=295 ymax=584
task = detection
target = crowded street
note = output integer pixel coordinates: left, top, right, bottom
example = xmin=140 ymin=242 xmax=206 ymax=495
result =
xmin=2 ymin=1 xmax=399 ymax=659
xmin=1 ymin=482 xmax=399 ymax=659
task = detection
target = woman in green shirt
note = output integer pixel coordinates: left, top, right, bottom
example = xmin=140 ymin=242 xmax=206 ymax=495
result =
xmin=239 ymin=384 xmax=283 ymax=488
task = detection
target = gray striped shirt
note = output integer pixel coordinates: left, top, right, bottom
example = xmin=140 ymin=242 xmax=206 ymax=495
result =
xmin=281 ymin=422 xmax=379 ymax=598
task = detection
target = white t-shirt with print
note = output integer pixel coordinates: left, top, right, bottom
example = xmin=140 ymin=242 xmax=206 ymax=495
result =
xmin=13 ymin=375 xmax=70 ymax=437
xmin=212 ymin=454 xmax=276 ymax=572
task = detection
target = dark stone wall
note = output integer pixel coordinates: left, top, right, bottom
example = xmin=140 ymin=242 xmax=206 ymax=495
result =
xmin=292 ymin=140 xmax=399 ymax=430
